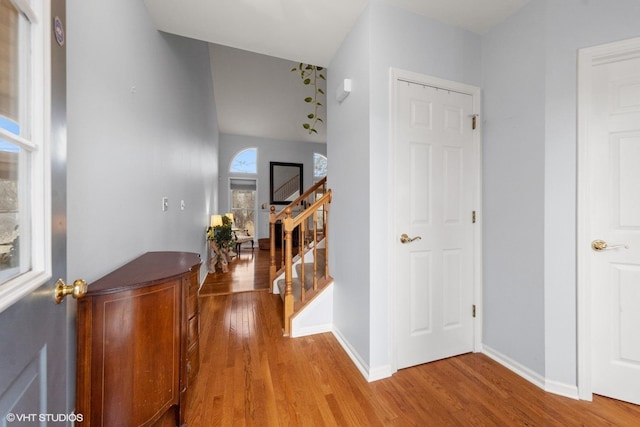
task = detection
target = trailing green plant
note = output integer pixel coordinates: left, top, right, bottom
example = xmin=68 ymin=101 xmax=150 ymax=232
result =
xmin=291 ymin=63 xmax=325 ymax=134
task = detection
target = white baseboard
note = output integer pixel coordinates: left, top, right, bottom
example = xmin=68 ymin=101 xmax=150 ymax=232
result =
xmin=482 ymin=345 xmax=579 ymax=400
xmin=482 ymin=345 xmax=546 ymax=390
xmin=331 ymin=326 xmax=392 ymax=383
xmin=332 ymin=326 xmax=370 ymax=381
xmin=544 ymin=379 xmax=579 ymax=400
xmin=368 ymin=364 xmax=393 ymax=382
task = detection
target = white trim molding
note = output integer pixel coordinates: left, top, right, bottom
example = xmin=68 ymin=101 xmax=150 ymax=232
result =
xmin=483 ymin=345 xmax=579 ymax=400
xmin=483 ymin=345 xmax=546 ymax=391
xmin=332 ymin=326 xmax=393 ymax=382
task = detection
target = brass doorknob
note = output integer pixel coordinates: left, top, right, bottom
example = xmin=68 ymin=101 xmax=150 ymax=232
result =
xmin=400 ymin=233 xmax=422 ymax=244
xmin=54 ymin=278 xmax=88 ymax=303
xmin=591 ymin=240 xmax=629 ymax=251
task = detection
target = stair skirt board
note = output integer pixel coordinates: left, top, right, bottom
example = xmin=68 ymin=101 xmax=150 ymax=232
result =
xmin=291 ymin=282 xmax=334 ymax=338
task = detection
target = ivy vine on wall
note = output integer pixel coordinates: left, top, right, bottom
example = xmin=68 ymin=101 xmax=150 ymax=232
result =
xmin=291 ymin=63 xmax=325 ymax=134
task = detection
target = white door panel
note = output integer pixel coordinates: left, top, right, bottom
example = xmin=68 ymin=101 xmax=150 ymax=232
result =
xmin=394 ymin=77 xmax=477 ymax=369
xmin=589 ymin=48 xmax=640 ymax=405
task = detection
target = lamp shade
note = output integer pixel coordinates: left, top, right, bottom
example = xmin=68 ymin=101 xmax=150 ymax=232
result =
xmin=210 ymin=215 xmax=223 ymax=227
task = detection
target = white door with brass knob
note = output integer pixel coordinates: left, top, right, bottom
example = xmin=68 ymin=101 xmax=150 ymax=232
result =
xmin=580 ymin=38 xmax=640 ymax=404
xmin=392 ymin=70 xmax=480 ymax=369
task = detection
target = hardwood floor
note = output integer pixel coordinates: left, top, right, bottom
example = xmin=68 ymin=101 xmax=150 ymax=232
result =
xmin=188 ymin=288 xmax=640 ymax=425
xmin=199 ymin=245 xmax=273 ymax=295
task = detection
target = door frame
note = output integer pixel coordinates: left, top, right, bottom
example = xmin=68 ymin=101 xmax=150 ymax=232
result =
xmin=389 ymin=68 xmax=483 ymax=373
xmin=576 ymin=36 xmax=640 ymax=402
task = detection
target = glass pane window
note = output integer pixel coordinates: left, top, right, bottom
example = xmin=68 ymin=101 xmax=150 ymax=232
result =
xmin=0 ymin=143 xmax=29 ymax=282
xmin=231 ymin=190 xmax=255 ymax=235
xmin=1 ymin=0 xmax=31 ymax=139
xmin=0 ymin=0 xmax=43 ymax=302
xmin=229 ymin=148 xmax=257 ymax=174
xmin=230 ymin=179 xmax=256 ymax=236
xmin=314 ymin=153 xmax=327 ymax=179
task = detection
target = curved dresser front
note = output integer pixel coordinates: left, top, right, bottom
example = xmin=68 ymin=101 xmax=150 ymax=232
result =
xmin=75 ymin=251 xmax=202 ymax=427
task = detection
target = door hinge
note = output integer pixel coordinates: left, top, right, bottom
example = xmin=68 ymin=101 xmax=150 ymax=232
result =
xmin=472 ymin=211 xmax=476 ymax=223
xmin=471 ymin=114 xmax=478 ymax=130
xmin=472 ymin=305 xmax=476 ymax=318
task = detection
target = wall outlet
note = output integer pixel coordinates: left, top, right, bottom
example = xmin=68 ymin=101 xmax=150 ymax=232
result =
xmin=162 ymin=197 xmax=168 ymax=212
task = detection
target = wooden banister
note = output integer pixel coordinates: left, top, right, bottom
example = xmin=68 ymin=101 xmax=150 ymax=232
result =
xmin=270 ymin=177 xmax=327 ymax=285
xmin=269 ymin=178 xmax=332 ymax=336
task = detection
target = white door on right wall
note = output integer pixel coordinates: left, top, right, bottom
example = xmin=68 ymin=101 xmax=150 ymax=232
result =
xmin=587 ymin=41 xmax=640 ymax=405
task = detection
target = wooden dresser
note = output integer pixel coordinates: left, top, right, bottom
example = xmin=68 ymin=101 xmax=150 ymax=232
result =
xmin=76 ymin=252 xmax=201 ymax=426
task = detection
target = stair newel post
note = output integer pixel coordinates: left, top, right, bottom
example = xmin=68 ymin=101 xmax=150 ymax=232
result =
xmin=283 ymin=207 xmax=294 ymax=336
xmin=269 ymin=206 xmax=277 ymax=292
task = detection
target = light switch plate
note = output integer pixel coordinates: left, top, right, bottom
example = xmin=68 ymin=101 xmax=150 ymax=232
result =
xmin=162 ymin=197 xmax=168 ymax=211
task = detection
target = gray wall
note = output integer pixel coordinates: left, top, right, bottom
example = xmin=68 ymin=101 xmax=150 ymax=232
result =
xmin=327 ymin=4 xmax=372 ymax=369
xmin=67 ymin=0 xmax=219 ymax=283
xmin=482 ymin=0 xmax=640 ymax=387
xmin=328 ymin=0 xmax=482 ymax=376
xmin=541 ymin=0 xmax=640 ymax=386
xmin=218 ymin=133 xmax=326 ymax=239
xmin=481 ymin=0 xmax=547 ymax=377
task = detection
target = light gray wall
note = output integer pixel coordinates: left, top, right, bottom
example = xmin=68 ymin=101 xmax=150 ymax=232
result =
xmin=542 ymin=0 xmax=640 ymax=386
xmin=67 ymin=0 xmax=219 ymax=283
xmin=481 ymin=0 xmax=547 ymax=377
xmin=482 ymin=0 xmax=640 ymax=386
xmin=218 ymin=133 xmax=326 ymax=239
xmin=327 ymin=4 xmax=372 ymax=368
xmin=328 ymin=0 xmax=482 ymax=375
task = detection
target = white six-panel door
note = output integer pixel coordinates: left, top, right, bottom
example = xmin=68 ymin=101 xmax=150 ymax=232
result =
xmin=584 ymin=40 xmax=640 ymax=405
xmin=393 ymin=73 xmax=478 ymax=369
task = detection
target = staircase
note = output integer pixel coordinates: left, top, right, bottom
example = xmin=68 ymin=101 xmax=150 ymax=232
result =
xmin=276 ymin=246 xmax=325 ymax=302
xmin=269 ymin=177 xmax=333 ymax=336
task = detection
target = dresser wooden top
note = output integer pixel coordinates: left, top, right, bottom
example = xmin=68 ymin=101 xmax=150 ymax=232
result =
xmin=86 ymin=251 xmax=201 ymax=296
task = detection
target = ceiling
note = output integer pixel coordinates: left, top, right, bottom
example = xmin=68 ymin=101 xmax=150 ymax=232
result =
xmin=208 ymin=44 xmax=328 ymax=143
xmin=143 ymin=0 xmax=531 ymax=143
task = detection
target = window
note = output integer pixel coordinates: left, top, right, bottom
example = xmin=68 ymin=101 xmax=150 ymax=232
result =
xmin=229 ymin=148 xmax=257 ymax=174
xmin=0 ymin=0 xmax=51 ymax=311
xmin=230 ymin=179 xmax=256 ymax=236
xmin=314 ymin=153 xmax=327 ymax=180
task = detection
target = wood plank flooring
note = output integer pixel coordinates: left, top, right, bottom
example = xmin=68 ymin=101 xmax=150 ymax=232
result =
xmin=199 ymin=246 xmax=272 ymax=295
xmin=188 ymin=289 xmax=640 ymax=426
